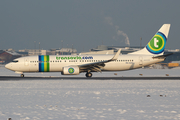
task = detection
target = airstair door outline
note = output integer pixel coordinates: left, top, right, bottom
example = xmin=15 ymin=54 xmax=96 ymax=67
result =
xmin=24 ymin=58 xmax=29 ymax=66
xmin=139 ymin=56 xmax=143 ymax=65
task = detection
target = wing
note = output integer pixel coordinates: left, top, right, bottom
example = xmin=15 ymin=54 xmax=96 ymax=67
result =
xmin=78 ymin=49 xmax=121 ymax=72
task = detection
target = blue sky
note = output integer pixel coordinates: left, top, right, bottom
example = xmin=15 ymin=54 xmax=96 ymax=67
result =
xmin=0 ymin=0 xmax=179 ymax=52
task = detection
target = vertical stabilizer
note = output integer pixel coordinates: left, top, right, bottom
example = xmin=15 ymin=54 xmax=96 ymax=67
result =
xmin=130 ymin=24 xmax=171 ymax=55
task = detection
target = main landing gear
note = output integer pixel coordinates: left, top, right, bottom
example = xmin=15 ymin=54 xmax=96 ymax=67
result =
xmin=85 ymin=72 xmax=92 ymax=78
xmin=21 ymin=74 xmax=24 ymax=77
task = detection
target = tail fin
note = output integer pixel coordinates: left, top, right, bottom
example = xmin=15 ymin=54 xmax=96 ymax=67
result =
xmin=130 ymin=24 xmax=171 ymax=55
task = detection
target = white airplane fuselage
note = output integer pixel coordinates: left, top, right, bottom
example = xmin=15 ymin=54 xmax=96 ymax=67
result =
xmin=5 ymin=54 xmax=164 ymax=73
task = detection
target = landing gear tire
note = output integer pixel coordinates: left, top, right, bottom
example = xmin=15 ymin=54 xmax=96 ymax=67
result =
xmin=21 ymin=74 xmax=24 ymax=77
xmin=86 ymin=72 xmax=92 ymax=78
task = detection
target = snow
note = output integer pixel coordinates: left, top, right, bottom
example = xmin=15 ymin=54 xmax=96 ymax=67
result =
xmin=0 ymin=66 xmax=180 ymax=120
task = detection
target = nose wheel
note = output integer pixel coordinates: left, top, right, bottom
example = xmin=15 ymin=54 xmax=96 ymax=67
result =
xmin=21 ymin=74 xmax=24 ymax=77
xmin=86 ymin=72 xmax=92 ymax=78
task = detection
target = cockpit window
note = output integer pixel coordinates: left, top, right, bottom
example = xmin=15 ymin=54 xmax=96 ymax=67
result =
xmin=12 ymin=60 xmax=19 ymax=63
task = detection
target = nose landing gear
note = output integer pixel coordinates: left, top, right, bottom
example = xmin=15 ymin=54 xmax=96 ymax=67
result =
xmin=21 ymin=74 xmax=24 ymax=77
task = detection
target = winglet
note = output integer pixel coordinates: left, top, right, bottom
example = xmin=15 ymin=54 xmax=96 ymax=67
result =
xmin=111 ymin=49 xmax=121 ymax=61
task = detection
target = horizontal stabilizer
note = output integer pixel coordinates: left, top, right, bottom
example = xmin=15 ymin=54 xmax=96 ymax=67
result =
xmin=152 ymin=53 xmax=173 ymax=59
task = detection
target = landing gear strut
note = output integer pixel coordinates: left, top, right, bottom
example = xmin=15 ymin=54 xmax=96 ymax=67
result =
xmin=21 ymin=74 xmax=24 ymax=77
xmin=85 ymin=72 xmax=92 ymax=78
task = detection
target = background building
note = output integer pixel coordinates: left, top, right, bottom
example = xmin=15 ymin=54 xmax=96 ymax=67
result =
xmin=1 ymin=45 xmax=180 ymax=65
xmin=18 ymin=48 xmax=77 ymax=56
xmin=0 ymin=50 xmax=21 ymax=64
xmin=90 ymin=45 xmax=180 ymax=63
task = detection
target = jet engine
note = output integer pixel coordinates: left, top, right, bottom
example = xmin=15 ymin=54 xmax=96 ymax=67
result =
xmin=61 ymin=66 xmax=80 ymax=75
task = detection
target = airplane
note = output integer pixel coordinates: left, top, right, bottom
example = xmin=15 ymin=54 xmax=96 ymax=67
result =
xmin=5 ymin=24 xmax=171 ymax=78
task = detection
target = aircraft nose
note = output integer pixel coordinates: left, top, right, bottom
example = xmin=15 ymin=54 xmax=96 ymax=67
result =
xmin=5 ymin=63 xmax=11 ymax=70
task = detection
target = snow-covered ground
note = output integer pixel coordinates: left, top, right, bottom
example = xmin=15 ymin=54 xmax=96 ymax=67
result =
xmin=0 ymin=66 xmax=180 ymax=120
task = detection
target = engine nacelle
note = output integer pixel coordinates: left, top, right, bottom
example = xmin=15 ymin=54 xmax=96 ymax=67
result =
xmin=61 ymin=66 xmax=80 ymax=75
